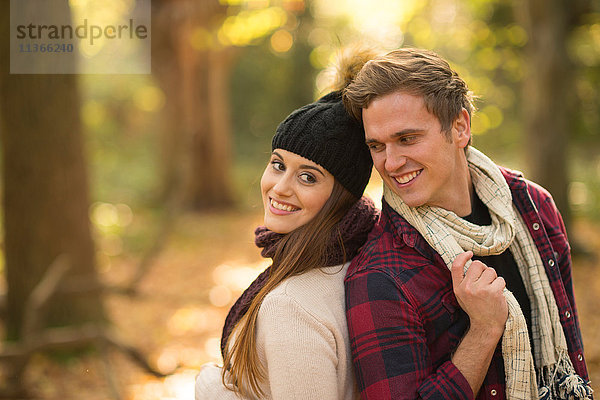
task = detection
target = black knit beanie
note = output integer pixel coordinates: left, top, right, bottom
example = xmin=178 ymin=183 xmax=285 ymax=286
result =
xmin=271 ymin=91 xmax=372 ymax=198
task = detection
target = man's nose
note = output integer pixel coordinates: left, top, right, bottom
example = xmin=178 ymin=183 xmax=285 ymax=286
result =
xmin=384 ymin=147 xmax=407 ymax=173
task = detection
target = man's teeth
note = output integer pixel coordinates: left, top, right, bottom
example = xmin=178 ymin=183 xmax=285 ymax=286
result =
xmin=395 ymin=170 xmax=420 ymax=184
xmin=271 ymin=199 xmax=299 ymax=212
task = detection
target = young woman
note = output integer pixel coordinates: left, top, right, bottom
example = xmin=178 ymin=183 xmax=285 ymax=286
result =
xmin=195 ymin=90 xmax=378 ymax=399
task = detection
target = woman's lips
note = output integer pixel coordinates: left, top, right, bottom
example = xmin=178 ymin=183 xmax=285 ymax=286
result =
xmin=268 ymin=198 xmax=300 ymax=215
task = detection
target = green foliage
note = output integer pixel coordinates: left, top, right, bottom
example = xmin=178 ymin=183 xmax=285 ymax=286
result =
xmin=568 ymin=13 xmax=600 ymax=219
xmin=80 ymin=74 xmax=161 ymax=208
xmin=79 ymin=74 xmax=164 ymax=262
xmin=231 ymin=45 xmax=316 ymax=157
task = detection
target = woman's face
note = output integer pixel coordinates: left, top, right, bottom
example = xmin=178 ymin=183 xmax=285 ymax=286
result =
xmin=260 ymin=149 xmax=334 ymax=234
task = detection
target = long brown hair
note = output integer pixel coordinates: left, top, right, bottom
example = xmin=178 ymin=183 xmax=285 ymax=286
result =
xmin=221 ymin=180 xmax=358 ymax=397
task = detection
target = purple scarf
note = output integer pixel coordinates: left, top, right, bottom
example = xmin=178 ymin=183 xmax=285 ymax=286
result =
xmin=220 ymin=196 xmax=379 ymax=356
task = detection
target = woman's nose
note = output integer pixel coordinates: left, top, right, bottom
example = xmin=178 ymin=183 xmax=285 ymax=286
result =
xmin=272 ymin=174 xmax=293 ymax=196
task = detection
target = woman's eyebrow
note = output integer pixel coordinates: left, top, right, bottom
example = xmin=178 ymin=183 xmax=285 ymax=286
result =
xmin=272 ymin=151 xmax=325 ymax=177
xmin=299 ymin=164 xmax=325 ymax=177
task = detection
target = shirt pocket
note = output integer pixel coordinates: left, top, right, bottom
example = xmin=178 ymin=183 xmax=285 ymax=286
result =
xmin=425 ymin=290 xmax=468 ymax=353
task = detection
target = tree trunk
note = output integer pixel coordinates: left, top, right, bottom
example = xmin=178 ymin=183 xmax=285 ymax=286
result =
xmin=152 ymin=0 xmax=234 ymax=210
xmin=0 ymin=0 xmax=105 ymax=340
xmin=187 ymin=47 xmax=235 ymax=209
xmin=516 ymin=0 xmax=589 ymax=231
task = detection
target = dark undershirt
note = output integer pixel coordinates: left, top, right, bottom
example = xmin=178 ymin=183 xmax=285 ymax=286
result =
xmin=463 ymin=190 xmax=534 ymax=355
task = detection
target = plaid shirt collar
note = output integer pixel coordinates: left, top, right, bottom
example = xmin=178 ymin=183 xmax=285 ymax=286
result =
xmin=381 ymin=200 xmax=440 ymax=262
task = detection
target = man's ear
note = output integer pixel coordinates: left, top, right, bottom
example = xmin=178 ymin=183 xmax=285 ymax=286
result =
xmin=453 ymin=108 xmax=471 ymax=148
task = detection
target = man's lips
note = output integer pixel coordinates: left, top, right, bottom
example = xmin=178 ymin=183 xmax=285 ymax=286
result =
xmin=393 ymin=169 xmax=422 ymax=185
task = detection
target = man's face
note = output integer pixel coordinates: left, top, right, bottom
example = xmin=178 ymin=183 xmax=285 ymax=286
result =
xmin=362 ymin=91 xmax=471 ymax=213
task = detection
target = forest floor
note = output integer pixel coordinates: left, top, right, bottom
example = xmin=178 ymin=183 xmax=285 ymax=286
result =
xmin=6 ymin=205 xmax=600 ymax=400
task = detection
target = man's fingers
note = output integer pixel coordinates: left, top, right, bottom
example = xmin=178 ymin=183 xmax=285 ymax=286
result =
xmin=451 ymin=251 xmax=473 ymax=287
xmin=490 ymin=276 xmax=506 ymax=292
xmin=478 ymin=266 xmax=498 ymax=284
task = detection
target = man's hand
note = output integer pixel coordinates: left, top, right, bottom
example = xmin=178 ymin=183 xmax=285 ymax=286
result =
xmin=451 ymin=251 xmax=508 ymax=336
xmin=449 ymin=251 xmax=509 ymax=397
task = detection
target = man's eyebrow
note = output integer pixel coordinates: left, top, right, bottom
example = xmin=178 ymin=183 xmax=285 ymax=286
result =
xmin=365 ymin=128 xmax=423 ymax=145
xmin=392 ymin=128 xmax=423 ymax=136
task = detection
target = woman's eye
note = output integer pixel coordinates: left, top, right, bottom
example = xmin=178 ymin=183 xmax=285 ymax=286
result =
xmin=271 ymin=160 xmax=285 ymax=171
xmin=299 ymin=172 xmax=316 ymax=184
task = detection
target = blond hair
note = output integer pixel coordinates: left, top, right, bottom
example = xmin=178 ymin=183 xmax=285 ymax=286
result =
xmin=342 ymin=48 xmax=475 ymax=134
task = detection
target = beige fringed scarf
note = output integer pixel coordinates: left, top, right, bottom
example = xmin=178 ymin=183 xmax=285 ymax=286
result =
xmin=384 ymin=147 xmax=591 ymax=400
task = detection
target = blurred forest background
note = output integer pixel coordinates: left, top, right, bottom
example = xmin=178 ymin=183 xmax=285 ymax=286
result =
xmin=1 ymin=0 xmax=600 ymax=398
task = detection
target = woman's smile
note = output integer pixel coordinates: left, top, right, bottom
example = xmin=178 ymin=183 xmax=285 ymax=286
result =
xmin=269 ymin=197 xmax=301 ymax=214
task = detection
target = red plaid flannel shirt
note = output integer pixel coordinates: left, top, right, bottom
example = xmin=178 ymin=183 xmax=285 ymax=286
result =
xmin=345 ymin=167 xmax=590 ymax=400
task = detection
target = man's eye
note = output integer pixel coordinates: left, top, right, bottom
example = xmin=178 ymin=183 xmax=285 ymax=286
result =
xmin=368 ymin=143 xmax=384 ymax=152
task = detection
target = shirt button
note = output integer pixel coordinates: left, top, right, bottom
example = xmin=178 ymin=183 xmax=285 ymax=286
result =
xmin=491 ymin=389 xmax=497 ymax=396
xmin=549 ymin=260 xmax=555 ymax=267
xmin=565 ymin=311 xmax=571 ymax=318
xmin=532 ymin=223 xmax=540 ymax=230
xmin=578 ymin=354 xmax=583 ymax=361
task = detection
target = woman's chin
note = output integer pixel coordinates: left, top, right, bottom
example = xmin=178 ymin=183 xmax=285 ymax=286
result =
xmin=263 ymin=218 xmax=296 ymax=234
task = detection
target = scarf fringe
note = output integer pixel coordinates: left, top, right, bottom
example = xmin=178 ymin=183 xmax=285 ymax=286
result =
xmin=538 ymin=353 xmax=593 ymax=400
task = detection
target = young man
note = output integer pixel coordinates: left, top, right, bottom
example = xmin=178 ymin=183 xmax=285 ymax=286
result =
xmin=343 ymin=48 xmax=592 ymax=400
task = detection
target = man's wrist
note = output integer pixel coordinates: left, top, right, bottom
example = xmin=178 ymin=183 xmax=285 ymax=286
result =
xmin=466 ymin=321 xmax=504 ymax=344
xmin=451 ymin=322 xmax=503 ymax=396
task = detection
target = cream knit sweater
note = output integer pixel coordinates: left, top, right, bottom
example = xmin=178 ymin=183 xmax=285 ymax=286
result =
xmin=195 ymin=262 xmax=359 ymax=400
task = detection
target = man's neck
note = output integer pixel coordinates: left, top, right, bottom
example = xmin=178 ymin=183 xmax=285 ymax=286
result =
xmin=442 ymin=161 xmax=473 ymax=217
xmin=451 ymin=175 xmax=473 ymax=217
